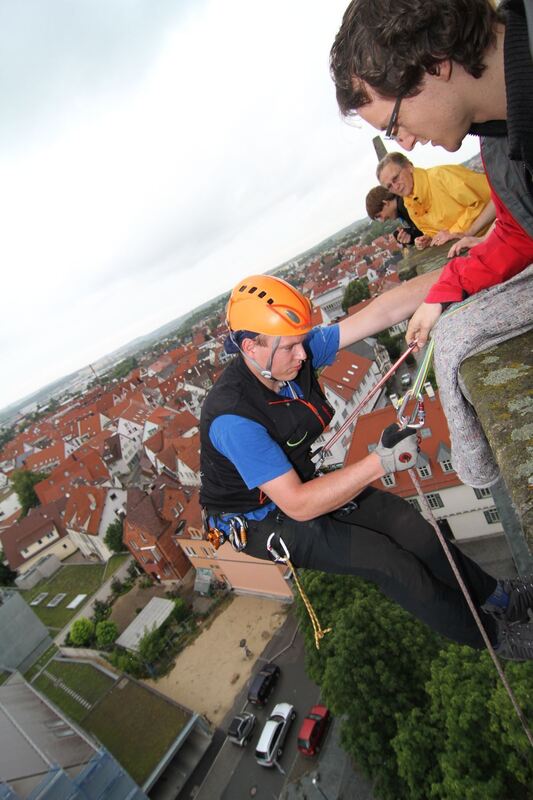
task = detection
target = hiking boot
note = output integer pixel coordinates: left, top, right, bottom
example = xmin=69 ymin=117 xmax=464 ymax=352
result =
xmin=482 ymin=576 xmax=533 ymax=624
xmin=494 ymin=620 xmax=533 ymax=662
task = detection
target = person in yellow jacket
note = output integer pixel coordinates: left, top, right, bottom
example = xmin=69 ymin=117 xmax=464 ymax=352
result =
xmin=377 ymin=151 xmax=495 ymax=250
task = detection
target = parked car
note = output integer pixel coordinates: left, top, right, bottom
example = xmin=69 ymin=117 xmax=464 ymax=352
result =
xmin=227 ymin=712 xmax=256 ymax=746
xmin=400 ymin=372 xmax=412 ymax=388
xmin=297 ymin=705 xmax=331 ymax=756
xmin=255 ymin=702 xmax=296 ymax=767
xmin=247 ymin=662 xmax=280 ymax=706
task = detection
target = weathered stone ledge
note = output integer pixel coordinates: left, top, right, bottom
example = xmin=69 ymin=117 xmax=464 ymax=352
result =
xmin=460 ymin=329 xmax=533 ymax=557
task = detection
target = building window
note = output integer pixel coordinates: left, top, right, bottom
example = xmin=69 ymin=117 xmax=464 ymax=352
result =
xmin=406 ymin=498 xmax=421 ymax=513
xmin=484 ymin=507 xmax=500 ymax=525
xmin=440 ymin=459 xmax=454 ymax=473
xmin=382 ymin=474 xmax=395 ymax=487
xmin=184 ymin=546 xmax=196 ymax=557
xmin=474 ymin=487 xmax=492 ymax=499
xmin=417 ymin=464 xmax=432 ymax=479
xmin=426 ymin=493 xmax=444 ymax=510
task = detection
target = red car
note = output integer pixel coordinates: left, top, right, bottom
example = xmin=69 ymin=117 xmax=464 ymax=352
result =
xmin=297 ymin=705 xmax=331 ymax=756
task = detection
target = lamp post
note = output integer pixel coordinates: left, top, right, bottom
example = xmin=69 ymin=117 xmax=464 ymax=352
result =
xmin=311 ymin=774 xmax=330 ymax=800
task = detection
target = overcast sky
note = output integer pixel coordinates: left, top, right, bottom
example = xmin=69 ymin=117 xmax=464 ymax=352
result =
xmin=0 ymin=0 xmax=480 ymax=411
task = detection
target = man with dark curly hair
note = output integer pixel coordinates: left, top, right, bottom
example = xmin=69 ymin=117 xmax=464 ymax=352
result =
xmin=330 ymin=0 xmax=533 ymax=347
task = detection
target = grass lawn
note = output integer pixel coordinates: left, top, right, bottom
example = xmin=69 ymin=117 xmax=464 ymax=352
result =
xmin=103 ymin=553 xmax=130 ymax=581
xmin=33 ymin=660 xmax=115 ymax=723
xmin=83 ymin=679 xmax=190 ymax=786
xmin=20 ymin=562 xmax=122 ymax=629
xmin=24 ymin=644 xmax=58 ymax=682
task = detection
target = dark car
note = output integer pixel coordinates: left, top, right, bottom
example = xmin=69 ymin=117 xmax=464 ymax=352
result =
xmin=247 ymin=663 xmax=280 ymax=706
xmin=227 ymin=712 xmax=256 ymax=746
xmin=297 ymin=705 xmax=331 ymax=756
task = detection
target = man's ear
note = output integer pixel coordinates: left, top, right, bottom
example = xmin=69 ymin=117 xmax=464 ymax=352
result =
xmin=431 ymin=59 xmax=452 ymax=81
xmin=240 ymin=337 xmax=256 ymax=356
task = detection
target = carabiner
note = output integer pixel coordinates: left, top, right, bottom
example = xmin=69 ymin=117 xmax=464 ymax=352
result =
xmin=229 ymin=516 xmax=248 ymax=552
xmin=266 ymin=532 xmax=291 ymax=563
xmin=397 ymin=391 xmax=426 ymax=430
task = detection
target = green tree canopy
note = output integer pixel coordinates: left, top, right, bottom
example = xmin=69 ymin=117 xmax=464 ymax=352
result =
xmin=11 ymin=469 xmax=48 ymax=516
xmin=377 ymin=331 xmax=403 ymax=361
xmin=342 ymin=278 xmax=370 ymax=313
xmin=95 ymin=620 xmax=119 ymax=649
xmin=104 ymin=519 xmax=124 ymax=553
xmin=70 ymin=617 xmax=95 ymax=647
xmin=112 ymin=356 xmax=138 ymax=380
xmin=295 ymin=571 xmax=533 ymax=800
xmin=0 ymin=426 xmax=16 ymax=452
xmin=139 ymin=627 xmax=166 ymax=664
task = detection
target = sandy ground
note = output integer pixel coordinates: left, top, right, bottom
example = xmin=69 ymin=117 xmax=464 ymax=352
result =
xmin=145 ymin=595 xmax=288 ymax=725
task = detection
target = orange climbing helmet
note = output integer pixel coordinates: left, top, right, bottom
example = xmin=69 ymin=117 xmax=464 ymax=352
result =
xmin=226 ymin=274 xmax=313 ymax=337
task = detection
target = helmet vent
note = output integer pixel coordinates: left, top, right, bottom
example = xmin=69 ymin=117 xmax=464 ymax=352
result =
xmin=286 ymin=310 xmax=300 ymax=323
xmin=248 ymin=286 xmax=258 ymax=294
xmin=267 ymin=298 xmax=274 ymax=305
xmin=258 ymin=291 xmax=266 ymax=298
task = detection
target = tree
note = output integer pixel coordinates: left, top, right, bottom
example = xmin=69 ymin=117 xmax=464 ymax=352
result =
xmin=110 ymin=577 xmax=123 ymax=594
xmin=92 ymin=599 xmax=111 ymax=623
xmin=104 ymin=519 xmax=124 ymax=553
xmin=377 ymin=331 xmax=402 ymax=361
xmin=139 ymin=627 xmax=166 ymax=664
xmin=296 ymin=571 xmax=533 ymax=800
xmin=172 ymin=597 xmax=189 ymax=623
xmin=95 ymin=620 xmax=119 ymax=649
xmin=112 ymin=356 xmax=138 ymax=380
xmin=0 ymin=548 xmax=16 ymax=586
xmin=295 ymin=572 xmax=442 ymax=800
xmin=0 ymin=426 xmax=16 ymax=452
xmin=393 ymin=648 xmax=533 ymax=800
xmin=11 ymin=469 xmax=48 ymax=516
xmin=70 ymin=617 xmax=95 ymax=647
xmin=342 ymin=278 xmax=370 ymax=313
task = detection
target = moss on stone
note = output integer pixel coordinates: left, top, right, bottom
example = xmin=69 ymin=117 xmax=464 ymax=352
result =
xmin=460 ymin=330 xmax=533 ymax=547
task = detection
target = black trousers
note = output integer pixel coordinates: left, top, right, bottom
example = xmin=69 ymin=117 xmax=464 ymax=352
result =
xmin=244 ymin=488 xmax=498 ymax=649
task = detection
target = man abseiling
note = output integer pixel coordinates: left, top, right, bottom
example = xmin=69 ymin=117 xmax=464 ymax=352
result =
xmin=200 ymin=274 xmax=533 ymax=660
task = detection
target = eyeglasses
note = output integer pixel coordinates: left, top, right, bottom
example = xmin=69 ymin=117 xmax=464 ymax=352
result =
xmin=384 ymin=96 xmax=402 ymax=140
xmin=382 ymin=169 xmax=403 ymax=192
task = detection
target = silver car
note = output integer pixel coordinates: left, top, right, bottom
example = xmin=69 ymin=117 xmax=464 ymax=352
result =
xmin=255 ymin=702 xmax=296 ymax=767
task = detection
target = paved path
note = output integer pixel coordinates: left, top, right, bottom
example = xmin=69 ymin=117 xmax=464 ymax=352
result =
xmin=53 ymin=555 xmax=133 ymax=646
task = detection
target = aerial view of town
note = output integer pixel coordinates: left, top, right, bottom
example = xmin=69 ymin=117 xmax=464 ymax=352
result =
xmin=1 ymin=1 xmax=532 ymax=799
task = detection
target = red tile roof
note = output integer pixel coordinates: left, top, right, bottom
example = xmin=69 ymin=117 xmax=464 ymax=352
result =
xmin=345 ymin=392 xmax=461 ymax=497
xmin=319 ymin=350 xmax=373 ymax=402
xmin=64 ymin=486 xmax=107 ymax=536
xmin=1 ymin=498 xmax=67 ymax=570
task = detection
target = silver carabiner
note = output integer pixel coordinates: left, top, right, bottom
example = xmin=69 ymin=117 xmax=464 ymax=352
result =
xmin=229 ymin=516 xmax=248 ymax=552
xmin=266 ymin=532 xmax=291 ymax=563
xmin=397 ymin=391 xmax=426 ymax=430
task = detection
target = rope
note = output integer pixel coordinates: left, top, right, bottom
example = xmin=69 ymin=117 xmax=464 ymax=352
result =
xmin=287 ymin=559 xmax=332 ymax=650
xmin=267 ymin=533 xmax=331 ymax=649
xmin=316 ymin=341 xmax=417 ymax=465
xmin=406 ymin=467 xmax=533 ymax=751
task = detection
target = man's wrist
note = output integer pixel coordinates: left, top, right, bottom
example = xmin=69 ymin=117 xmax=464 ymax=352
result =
xmin=368 ymin=452 xmax=386 ymax=479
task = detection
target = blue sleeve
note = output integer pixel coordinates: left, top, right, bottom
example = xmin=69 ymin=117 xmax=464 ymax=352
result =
xmin=209 ymin=415 xmax=292 ymax=489
xmin=306 ymin=325 xmax=340 ymax=369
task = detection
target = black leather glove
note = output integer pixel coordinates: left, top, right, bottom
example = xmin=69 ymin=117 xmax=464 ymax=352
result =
xmin=375 ymin=423 xmax=419 ymax=473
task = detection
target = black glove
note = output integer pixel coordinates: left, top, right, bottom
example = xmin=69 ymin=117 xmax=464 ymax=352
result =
xmin=375 ymin=423 xmax=419 ymax=473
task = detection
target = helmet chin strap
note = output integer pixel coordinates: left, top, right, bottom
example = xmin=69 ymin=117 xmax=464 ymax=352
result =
xmin=228 ymin=330 xmax=282 ymax=382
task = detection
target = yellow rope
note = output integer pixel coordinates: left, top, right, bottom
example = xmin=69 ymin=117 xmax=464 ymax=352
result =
xmin=286 ymin=559 xmax=332 ymax=649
